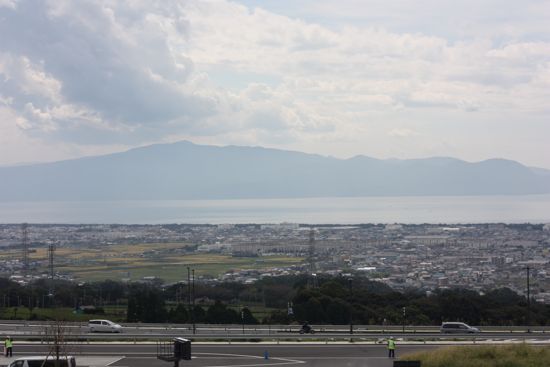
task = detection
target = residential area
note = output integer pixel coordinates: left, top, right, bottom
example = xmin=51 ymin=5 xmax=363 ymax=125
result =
xmin=1 ymin=222 xmax=550 ymax=301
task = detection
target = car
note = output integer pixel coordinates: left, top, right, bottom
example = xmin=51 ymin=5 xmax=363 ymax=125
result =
xmin=7 ymin=356 xmax=76 ymax=367
xmin=88 ymin=319 xmax=123 ymax=333
xmin=440 ymin=322 xmax=480 ymax=334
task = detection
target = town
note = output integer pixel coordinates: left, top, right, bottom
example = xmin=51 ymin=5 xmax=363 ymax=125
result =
xmin=1 ymin=222 xmax=550 ymax=302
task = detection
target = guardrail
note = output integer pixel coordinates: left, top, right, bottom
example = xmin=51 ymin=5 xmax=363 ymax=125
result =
xmin=2 ymin=320 xmax=550 ymax=334
xmin=1 ymin=332 xmax=550 ymax=345
xmin=2 ymin=319 xmax=550 ymax=346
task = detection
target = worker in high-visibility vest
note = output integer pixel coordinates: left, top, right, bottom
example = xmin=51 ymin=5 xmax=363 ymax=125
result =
xmin=387 ymin=336 xmax=396 ymax=358
xmin=4 ymin=336 xmax=13 ymax=357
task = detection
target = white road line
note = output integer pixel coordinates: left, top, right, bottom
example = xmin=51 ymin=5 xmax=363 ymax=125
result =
xmin=105 ymin=356 xmax=125 ymax=366
xmin=191 ymin=352 xmax=305 ymax=366
xmin=118 ymin=352 xmax=306 ymax=366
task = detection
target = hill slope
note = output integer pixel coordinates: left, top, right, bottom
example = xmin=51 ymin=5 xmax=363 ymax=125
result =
xmin=0 ymin=141 xmax=548 ymax=200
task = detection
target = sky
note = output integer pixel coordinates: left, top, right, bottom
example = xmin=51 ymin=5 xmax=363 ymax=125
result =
xmin=1 ymin=0 xmax=549 ymax=168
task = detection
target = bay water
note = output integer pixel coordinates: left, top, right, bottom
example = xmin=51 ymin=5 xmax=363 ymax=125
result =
xmin=0 ymin=195 xmax=549 ymax=224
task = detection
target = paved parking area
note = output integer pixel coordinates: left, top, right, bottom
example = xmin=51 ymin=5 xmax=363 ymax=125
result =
xmin=2 ymin=343 xmax=436 ymax=367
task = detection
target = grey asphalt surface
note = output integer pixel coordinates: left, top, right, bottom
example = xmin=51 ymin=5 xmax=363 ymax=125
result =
xmin=2 ymin=321 xmax=548 ymax=342
xmin=5 ymin=343 xmax=443 ymax=367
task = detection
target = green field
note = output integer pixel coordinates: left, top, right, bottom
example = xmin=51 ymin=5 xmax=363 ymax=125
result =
xmin=1 ymin=243 xmax=303 ymax=282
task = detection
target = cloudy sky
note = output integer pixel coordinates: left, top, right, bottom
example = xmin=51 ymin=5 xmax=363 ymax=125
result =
xmin=1 ymin=0 xmax=549 ymax=168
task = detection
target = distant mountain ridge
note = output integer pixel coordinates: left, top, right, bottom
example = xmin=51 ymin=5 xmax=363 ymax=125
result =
xmin=0 ymin=141 xmax=548 ymax=201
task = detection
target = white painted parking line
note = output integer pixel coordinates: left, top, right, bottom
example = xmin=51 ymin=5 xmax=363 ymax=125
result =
xmin=117 ymin=353 xmax=305 ymax=367
xmin=187 ymin=352 xmax=305 ymax=366
xmin=104 ymin=356 xmax=125 ymax=366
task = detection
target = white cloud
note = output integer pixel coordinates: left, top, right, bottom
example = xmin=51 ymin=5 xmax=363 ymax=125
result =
xmin=0 ymin=0 xmax=549 ymax=168
xmin=388 ymin=128 xmax=419 ymax=138
xmin=0 ymin=0 xmax=17 ymax=9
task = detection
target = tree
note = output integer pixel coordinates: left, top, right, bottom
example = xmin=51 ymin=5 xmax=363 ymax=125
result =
xmin=241 ymin=307 xmax=258 ymax=324
xmin=169 ymin=303 xmax=189 ymax=323
xmin=192 ymin=305 xmax=206 ymax=323
xmin=325 ymin=298 xmax=350 ymax=324
xmin=127 ymin=285 xmax=167 ymax=322
xmin=264 ymin=310 xmax=291 ymax=324
xmin=294 ymin=297 xmax=326 ymax=323
xmin=320 ymin=281 xmax=347 ymax=299
xmin=206 ymin=300 xmax=239 ymax=324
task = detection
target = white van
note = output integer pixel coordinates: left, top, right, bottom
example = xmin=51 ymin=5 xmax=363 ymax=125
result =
xmin=7 ymin=356 xmax=76 ymax=367
xmin=88 ymin=319 xmax=122 ymax=333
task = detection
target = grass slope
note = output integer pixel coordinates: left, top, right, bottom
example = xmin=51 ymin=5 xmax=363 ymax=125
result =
xmin=404 ymin=344 xmax=550 ymax=367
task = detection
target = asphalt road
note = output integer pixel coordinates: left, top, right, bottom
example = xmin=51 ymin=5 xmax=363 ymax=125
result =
xmin=2 ymin=322 xmax=547 ymax=341
xmin=4 ymin=343 xmax=443 ymax=367
xmin=2 ymin=321 xmax=550 ymax=367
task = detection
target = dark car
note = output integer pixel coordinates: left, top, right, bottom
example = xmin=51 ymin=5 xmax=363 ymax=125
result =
xmin=440 ymin=322 xmax=480 ymax=333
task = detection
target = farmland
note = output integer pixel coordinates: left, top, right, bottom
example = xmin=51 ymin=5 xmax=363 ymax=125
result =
xmin=0 ymin=242 xmax=303 ymax=282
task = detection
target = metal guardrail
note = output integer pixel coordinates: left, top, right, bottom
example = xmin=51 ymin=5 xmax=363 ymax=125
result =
xmin=2 ymin=320 xmax=550 ymax=332
xmin=3 ymin=320 xmax=550 ymax=345
xmin=1 ymin=331 xmax=550 ymax=344
xmin=2 ymin=333 xmax=550 ymax=346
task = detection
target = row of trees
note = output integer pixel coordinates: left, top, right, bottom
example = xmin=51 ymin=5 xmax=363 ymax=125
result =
xmin=287 ymin=277 xmax=547 ymax=326
xmin=125 ymin=283 xmax=256 ymax=324
xmin=1 ymin=274 xmax=548 ymax=326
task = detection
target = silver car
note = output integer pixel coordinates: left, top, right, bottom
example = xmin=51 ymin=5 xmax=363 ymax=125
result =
xmin=440 ymin=322 xmax=480 ymax=333
xmin=88 ymin=319 xmax=123 ymax=333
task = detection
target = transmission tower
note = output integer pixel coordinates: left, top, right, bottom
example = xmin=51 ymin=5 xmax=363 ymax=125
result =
xmin=22 ymin=223 xmax=29 ymax=274
xmin=48 ymin=243 xmax=56 ymax=297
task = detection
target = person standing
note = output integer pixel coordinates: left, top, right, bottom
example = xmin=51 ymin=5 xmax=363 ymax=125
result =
xmin=387 ymin=336 xmax=396 ymax=358
xmin=4 ymin=336 xmax=13 ymax=357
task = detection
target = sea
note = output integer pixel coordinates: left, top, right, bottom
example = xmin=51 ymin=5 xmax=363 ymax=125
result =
xmin=0 ymin=195 xmax=549 ymax=224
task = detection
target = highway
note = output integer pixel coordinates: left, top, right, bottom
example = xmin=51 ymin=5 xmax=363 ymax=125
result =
xmin=2 ymin=321 xmax=550 ymax=366
xmin=2 ymin=321 xmax=550 ymax=341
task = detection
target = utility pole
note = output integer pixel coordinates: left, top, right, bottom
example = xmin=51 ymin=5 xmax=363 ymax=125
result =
xmin=526 ymin=266 xmax=531 ymax=333
xmin=241 ymin=308 xmax=245 ymax=334
xmin=48 ymin=243 xmax=56 ymax=301
xmin=192 ymin=269 xmax=196 ymax=335
xmin=348 ymin=278 xmax=353 ymax=335
xmin=187 ymin=267 xmax=194 ymax=334
xmin=22 ymin=223 xmax=29 ymax=275
xmin=402 ymin=307 xmax=406 ymax=333
xmin=187 ymin=267 xmax=191 ymax=310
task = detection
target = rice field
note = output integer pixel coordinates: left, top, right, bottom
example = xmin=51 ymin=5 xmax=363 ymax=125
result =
xmin=1 ymin=242 xmax=303 ymax=282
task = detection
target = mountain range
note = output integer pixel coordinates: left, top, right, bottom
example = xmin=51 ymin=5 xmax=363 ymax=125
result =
xmin=0 ymin=141 xmax=549 ymax=201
